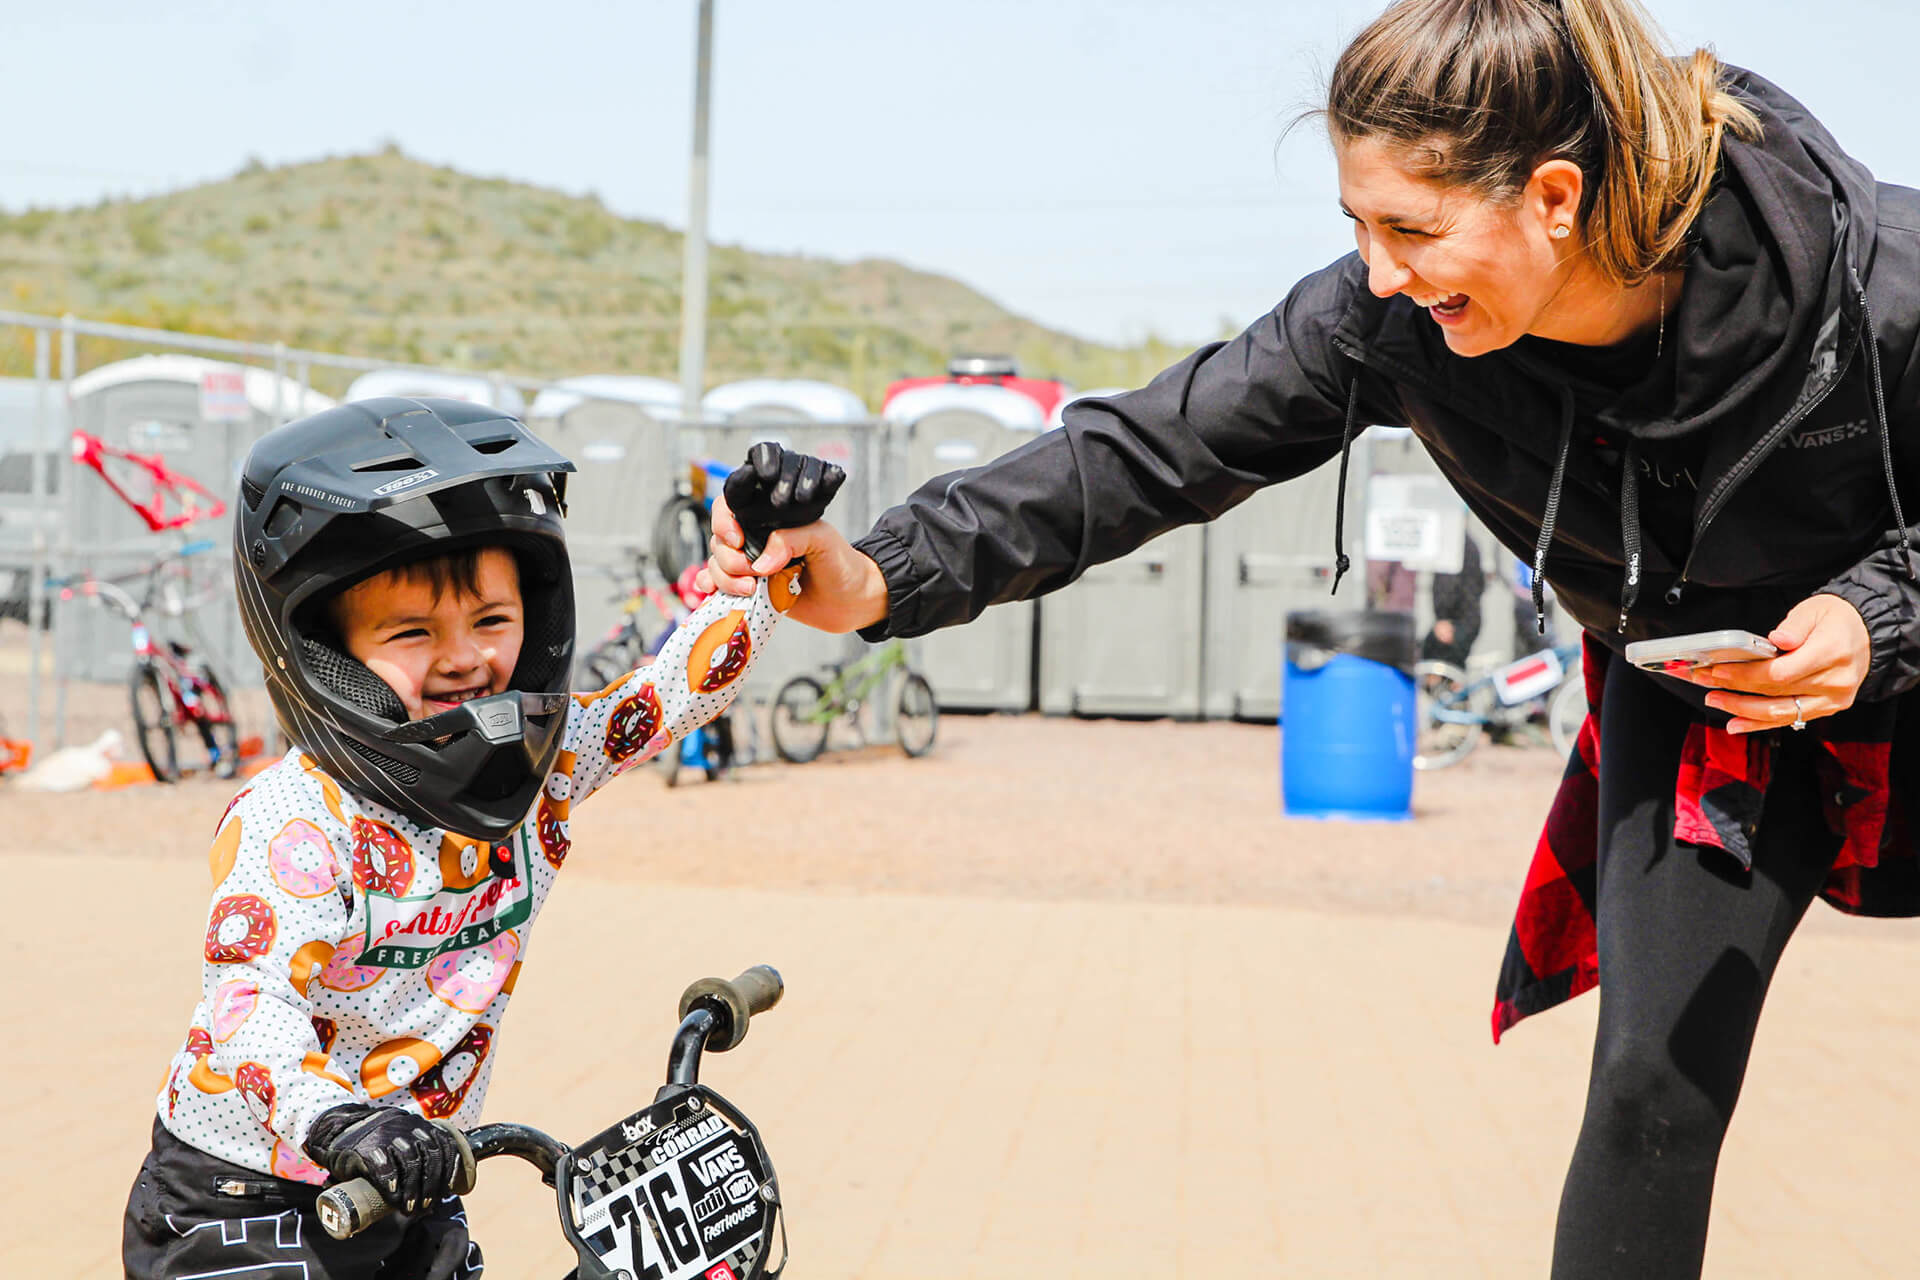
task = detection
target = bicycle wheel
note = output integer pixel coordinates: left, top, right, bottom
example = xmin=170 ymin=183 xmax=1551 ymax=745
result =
xmin=769 ymin=676 xmax=830 ymax=764
xmin=895 ymin=672 xmax=938 ymax=758
xmin=1412 ymin=660 xmax=1482 ymax=771
xmin=1547 ymin=675 xmax=1588 ymax=760
xmin=584 ymin=631 xmax=645 ymax=688
xmin=652 ymin=494 xmax=712 ymax=582
xmin=193 ymin=667 xmax=242 ymax=780
xmin=129 ymin=663 xmax=181 ymax=783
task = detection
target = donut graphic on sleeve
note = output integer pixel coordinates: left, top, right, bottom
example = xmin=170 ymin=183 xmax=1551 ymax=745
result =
xmin=188 ymin=1054 xmax=234 ymax=1094
xmin=311 ymin=1017 xmax=337 ymax=1053
xmin=426 ymin=930 xmax=520 ymax=1013
xmin=290 ymin=939 xmax=336 ymax=998
xmin=769 ymin=564 xmax=804 ymax=614
xmin=411 ymin=1024 xmax=494 ymax=1120
xmin=362 ymin=1036 xmax=442 ymax=1098
xmin=535 ymin=753 xmax=576 ymax=869
xmin=300 ymin=756 xmax=349 ymax=825
xmin=166 ymin=1066 xmax=183 ymax=1118
xmin=604 ymin=684 xmax=665 ymax=762
xmin=185 ymin=1027 xmax=213 ymax=1058
xmin=272 ymin=1140 xmax=329 ymax=1186
xmin=438 ymin=833 xmax=492 ymax=891
xmin=318 ymin=933 xmax=384 ymax=993
xmin=209 ymin=815 xmax=244 ymax=888
xmin=301 ymin=1051 xmax=354 ymax=1092
xmin=268 ymin=819 xmax=340 ymax=898
xmin=209 ymin=981 xmax=260 ymax=1042
xmin=687 ymin=611 xmax=752 ymax=693
xmin=205 ymin=895 xmax=276 ymax=964
xmin=350 ymin=819 xmax=415 ymax=896
xmin=235 ymin=1062 xmax=276 ymax=1128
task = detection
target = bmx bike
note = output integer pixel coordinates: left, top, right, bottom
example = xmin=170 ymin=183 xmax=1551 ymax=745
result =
xmin=1414 ymin=641 xmax=1586 ymax=770
xmin=50 ymin=539 xmax=240 ymax=782
xmin=768 ymin=638 xmax=937 ymax=764
xmin=320 ymin=965 xmax=788 ymax=1280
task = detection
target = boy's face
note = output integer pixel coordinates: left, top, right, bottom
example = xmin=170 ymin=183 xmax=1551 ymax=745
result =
xmin=334 ymin=548 xmax=525 ymax=721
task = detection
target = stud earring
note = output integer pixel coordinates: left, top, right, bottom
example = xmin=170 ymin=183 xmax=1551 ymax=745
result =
xmin=1551 ymin=225 xmax=1571 ymax=240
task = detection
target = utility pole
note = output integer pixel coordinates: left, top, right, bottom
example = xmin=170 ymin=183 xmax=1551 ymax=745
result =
xmin=677 ymin=0 xmax=714 ymax=427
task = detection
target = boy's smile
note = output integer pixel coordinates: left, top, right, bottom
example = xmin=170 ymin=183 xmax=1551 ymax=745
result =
xmin=332 ymin=548 xmax=526 ymax=722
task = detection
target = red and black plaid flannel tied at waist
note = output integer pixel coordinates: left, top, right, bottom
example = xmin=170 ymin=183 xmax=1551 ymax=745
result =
xmin=1492 ymin=636 xmax=1920 ymax=1041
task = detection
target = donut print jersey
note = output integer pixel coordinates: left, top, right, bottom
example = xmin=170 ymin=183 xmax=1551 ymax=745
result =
xmin=155 ymin=576 xmax=789 ymax=1178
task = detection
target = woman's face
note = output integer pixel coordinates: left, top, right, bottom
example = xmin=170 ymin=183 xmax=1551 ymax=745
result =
xmin=1335 ymin=137 xmax=1576 ymax=357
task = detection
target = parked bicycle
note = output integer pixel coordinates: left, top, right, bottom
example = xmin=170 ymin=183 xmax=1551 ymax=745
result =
xmin=320 ymin=965 xmax=788 ymax=1280
xmin=769 ymin=639 xmax=937 ymax=764
xmin=1414 ymin=641 xmax=1585 ymax=770
xmin=652 ymin=458 xmax=736 ymax=583
xmin=51 ymin=540 xmax=240 ymax=782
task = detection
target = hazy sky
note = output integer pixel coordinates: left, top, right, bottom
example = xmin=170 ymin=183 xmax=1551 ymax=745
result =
xmin=7 ymin=0 xmax=1920 ymax=349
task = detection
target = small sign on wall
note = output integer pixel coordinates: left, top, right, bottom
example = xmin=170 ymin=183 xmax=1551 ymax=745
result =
xmin=199 ymin=370 xmax=251 ymax=424
xmin=1364 ymin=474 xmax=1465 ymax=573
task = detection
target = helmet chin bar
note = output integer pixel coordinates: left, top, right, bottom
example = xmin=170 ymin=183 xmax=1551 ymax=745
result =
xmin=379 ymin=691 xmax=572 ymax=745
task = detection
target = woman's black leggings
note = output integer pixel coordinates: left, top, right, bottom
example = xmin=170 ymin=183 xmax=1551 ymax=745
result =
xmin=1551 ymin=654 xmax=1841 ymax=1279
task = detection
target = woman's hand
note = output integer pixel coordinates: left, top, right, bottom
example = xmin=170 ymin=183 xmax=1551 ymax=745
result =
xmin=698 ymin=493 xmax=891 ymax=634
xmin=1686 ymin=594 xmax=1872 ymax=733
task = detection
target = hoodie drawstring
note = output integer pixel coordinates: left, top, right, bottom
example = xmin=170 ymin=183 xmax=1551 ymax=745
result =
xmin=1855 ymin=274 xmax=1914 ymax=576
xmin=1330 ymin=369 xmax=1363 ymax=595
xmin=1531 ymin=390 xmax=1577 ymax=635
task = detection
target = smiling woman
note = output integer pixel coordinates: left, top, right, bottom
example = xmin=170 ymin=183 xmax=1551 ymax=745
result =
xmin=699 ymin=1 xmax=1920 ymax=1275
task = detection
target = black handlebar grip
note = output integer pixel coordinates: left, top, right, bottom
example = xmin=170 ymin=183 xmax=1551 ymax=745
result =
xmin=678 ymin=965 xmax=784 ymax=1052
xmin=315 ymin=1122 xmax=477 ymax=1240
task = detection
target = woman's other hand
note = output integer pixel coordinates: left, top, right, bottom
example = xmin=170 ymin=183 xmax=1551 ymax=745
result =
xmin=1687 ymin=594 xmax=1872 ymax=733
xmin=699 ymin=493 xmax=891 ymax=634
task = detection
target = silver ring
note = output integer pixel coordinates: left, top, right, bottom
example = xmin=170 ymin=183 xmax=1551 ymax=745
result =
xmin=1790 ymin=696 xmax=1808 ymax=731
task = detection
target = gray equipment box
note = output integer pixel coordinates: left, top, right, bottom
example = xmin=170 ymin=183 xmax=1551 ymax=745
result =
xmin=884 ymin=408 xmax=1043 ymax=712
xmin=1037 ymin=523 xmax=1208 ymax=718
xmin=1200 ymin=450 xmax=1369 ymax=721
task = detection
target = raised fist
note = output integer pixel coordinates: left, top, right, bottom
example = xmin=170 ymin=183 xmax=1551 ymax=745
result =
xmin=722 ymin=442 xmax=846 ymax=561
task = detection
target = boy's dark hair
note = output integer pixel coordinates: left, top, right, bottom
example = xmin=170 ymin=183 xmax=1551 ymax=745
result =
xmin=320 ymin=545 xmax=506 ymax=635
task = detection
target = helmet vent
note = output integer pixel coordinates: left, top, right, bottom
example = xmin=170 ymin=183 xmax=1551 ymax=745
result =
xmin=241 ymin=476 xmax=267 ymax=510
xmin=351 ymin=454 xmax=426 ymax=473
xmin=342 ymin=735 xmax=422 ymax=786
xmin=471 ymin=436 xmax=517 ymax=455
xmin=298 ymin=635 xmax=407 ymax=722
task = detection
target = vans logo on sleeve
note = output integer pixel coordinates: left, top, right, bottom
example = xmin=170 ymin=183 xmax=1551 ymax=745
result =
xmin=1791 ymin=419 xmax=1871 ymax=449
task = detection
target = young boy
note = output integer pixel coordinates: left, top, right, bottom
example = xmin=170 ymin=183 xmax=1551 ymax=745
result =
xmin=122 ymin=398 xmax=841 ymax=1279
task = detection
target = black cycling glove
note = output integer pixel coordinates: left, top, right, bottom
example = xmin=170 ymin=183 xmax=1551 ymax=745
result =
xmin=723 ymin=442 xmax=846 ymax=561
xmin=303 ymin=1103 xmax=464 ymax=1215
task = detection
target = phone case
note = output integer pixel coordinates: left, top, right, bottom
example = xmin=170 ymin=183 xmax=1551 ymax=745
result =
xmin=1624 ymin=630 xmax=1778 ymax=672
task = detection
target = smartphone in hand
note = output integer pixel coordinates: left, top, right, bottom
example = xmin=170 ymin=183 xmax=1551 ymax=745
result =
xmin=1624 ymin=629 xmax=1779 ymax=674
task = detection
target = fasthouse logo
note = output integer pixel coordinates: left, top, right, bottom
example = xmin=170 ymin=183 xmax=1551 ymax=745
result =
xmin=373 ymin=468 xmax=439 ymax=496
xmin=1792 ymin=419 xmax=1871 ymax=449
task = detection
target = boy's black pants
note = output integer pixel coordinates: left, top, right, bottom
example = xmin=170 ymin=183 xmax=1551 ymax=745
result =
xmin=123 ymin=1118 xmax=483 ymax=1279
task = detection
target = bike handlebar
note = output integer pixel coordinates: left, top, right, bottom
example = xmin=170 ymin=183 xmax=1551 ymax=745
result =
xmin=315 ymin=1120 xmax=477 ymax=1240
xmin=678 ymin=965 xmax=784 ymax=1054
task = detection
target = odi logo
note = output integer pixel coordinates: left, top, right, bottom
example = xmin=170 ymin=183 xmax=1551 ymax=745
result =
xmin=372 ymin=468 xmax=440 ymax=496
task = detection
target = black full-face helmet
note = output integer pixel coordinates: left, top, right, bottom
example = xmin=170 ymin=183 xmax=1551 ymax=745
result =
xmin=235 ymin=397 xmax=577 ymax=840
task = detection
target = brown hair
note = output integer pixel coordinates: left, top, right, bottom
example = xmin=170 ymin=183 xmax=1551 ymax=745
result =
xmin=1323 ymin=0 xmax=1760 ymax=284
xmin=323 ymin=546 xmax=507 ymax=634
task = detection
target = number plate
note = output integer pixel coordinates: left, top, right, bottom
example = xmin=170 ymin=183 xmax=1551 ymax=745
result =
xmin=561 ymin=1086 xmax=780 ymax=1280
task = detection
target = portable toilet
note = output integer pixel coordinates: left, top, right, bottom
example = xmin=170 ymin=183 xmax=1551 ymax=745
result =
xmin=0 ymin=376 xmax=70 ymax=623
xmin=62 ymin=354 xmax=334 ymax=686
xmin=701 ymin=379 xmax=867 ymax=425
xmin=343 ymin=369 xmax=526 ymax=418
xmin=1032 ymin=386 xmax=1211 ymax=719
xmin=881 ymin=382 xmax=1047 ymax=712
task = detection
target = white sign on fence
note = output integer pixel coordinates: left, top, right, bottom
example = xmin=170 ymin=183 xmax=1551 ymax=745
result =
xmin=1364 ymin=473 xmax=1465 ymax=574
xmin=199 ymin=370 xmax=251 ymax=424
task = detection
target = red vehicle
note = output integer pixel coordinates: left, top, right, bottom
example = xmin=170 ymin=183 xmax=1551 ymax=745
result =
xmin=881 ymin=355 xmax=1070 ymax=421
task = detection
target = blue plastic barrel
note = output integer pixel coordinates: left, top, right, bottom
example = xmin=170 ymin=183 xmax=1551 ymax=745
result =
xmin=1281 ymin=610 xmax=1417 ymax=821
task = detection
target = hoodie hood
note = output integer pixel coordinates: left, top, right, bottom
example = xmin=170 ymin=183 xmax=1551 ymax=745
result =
xmin=1577 ymin=68 xmax=1877 ymax=443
